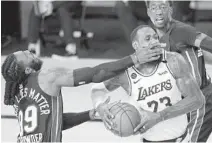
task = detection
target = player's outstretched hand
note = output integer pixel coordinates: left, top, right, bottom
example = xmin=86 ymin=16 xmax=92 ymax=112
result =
xmin=96 ymin=97 xmax=117 ymax=131
xmin=133 ymin=109 xmax=162 ymax=134
xmin=135 ymin=43 xmax=166 ymax=64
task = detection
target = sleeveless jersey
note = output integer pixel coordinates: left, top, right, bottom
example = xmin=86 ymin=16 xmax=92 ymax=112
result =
xmin=126 ymin=54 xmax=188 ymax=141
xmin=159 ymin=20 xmax=206 ymax=142
xmin=13 ymin=72 xmax=63 ymax=142
xmin=159 ymin=20 xmax=211 ymax=89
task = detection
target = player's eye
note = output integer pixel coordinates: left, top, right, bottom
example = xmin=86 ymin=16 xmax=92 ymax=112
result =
xmin=145 ymin=36 xmax=150 ymax=41
xmin=160 ymin=4 xmax=167 ymax=11
xmin=150 ymin=6 xmax=156 ymax=11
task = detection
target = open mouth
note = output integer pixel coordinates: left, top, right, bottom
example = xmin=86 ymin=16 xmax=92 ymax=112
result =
xmin=156 ymin=17 xmax=164 ymax=24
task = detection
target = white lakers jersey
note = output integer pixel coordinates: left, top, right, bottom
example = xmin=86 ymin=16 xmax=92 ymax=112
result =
xmin=126 ymin=58 xmax=188 ymax=141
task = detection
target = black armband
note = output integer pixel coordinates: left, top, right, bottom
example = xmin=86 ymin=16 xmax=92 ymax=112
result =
xmin=62 ymin=111 xmax=90 ymax=130
xmin=73 ymin=67 xmax=94 ymax=86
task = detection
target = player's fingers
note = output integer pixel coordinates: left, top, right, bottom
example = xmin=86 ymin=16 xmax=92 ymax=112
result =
xmin=145 ymin=52 xmax=161 ymax=60
xmin=104 ymin=113 xmax=114 ymax=127
xmin=136 ymin=122 xmax=148 ymax=134
xmin=149 ymin=43 xmax=166 ymax=49
xmin=104 ymin=96 xmax=111 ymax=104
xmin=148 ymin=55 xmax=161 ymax=61
xmin=104 ymin=121 xmax=112 ymax=130
xmin=148 ymin=43 xmax=161 ymax=49
xmin=107 ymin=101 xmax=120 ymax=118
xmin=104 ymin=118 xmax=113 ymax=130
xmin=147 ymin=52 xmax=161 ymax=59
xmin=147 ymin=48 xmax=163 ymax=55
xmin=134 ymin=121 xmax=146 ymax=132
xmin=105 ymin=109 xmax=115 ymax=119
xmin=139 ymin=126 xmax=148 ymax=134
xmin=133 ymin=130 xmax=140 ymax=135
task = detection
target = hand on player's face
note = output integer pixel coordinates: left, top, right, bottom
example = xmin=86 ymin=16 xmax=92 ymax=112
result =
xmin=133 ymin=109 xmax=162 ymax=134
xmin=134 ymin=27 xmax=166 ymax=64
xmin=135 ymin=45 xmax=164 ymax=64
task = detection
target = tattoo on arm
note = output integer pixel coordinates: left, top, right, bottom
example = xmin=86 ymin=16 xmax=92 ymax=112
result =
xmin=104 ymin=72 xmax=128 ymax=92
xmin=160 ymin=53 xmax=205 ymax=121
xmin=167 ymin=52 xmax=202 ymax=97
xmin=104 ymin=76 xmax=122 ymax=92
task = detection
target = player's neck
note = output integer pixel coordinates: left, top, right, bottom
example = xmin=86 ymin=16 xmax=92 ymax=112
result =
xmin=136 ymin=60 xmax=159 ymax=75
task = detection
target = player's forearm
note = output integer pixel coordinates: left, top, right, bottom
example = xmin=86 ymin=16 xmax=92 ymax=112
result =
xmin=203 ymin=50 xmax=212 ymax=65
xmin=200 ymin=36 xmax=212 ymax=53
xmin=159 ymin=95 xmax=204 ymax=121
xmin=73 ymin=55 xmax=138 ymax=86
xmin=62 ymin=111 xmax=90 ymax=130
xmin=159 ymin=81 xmax=205 ymax=121
xmin=93 ymin=55 xmax=138 ymax=82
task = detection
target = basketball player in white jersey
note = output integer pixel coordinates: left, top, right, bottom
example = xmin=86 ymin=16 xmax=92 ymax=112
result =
xmin=91 ymin=25 xmax=205 ymax=142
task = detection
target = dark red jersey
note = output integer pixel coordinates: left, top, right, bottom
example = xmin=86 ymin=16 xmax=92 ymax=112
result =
xmin=159 ymin=20 xmax=211 ymax=89
xmin=14 ymin=72 xmax=63 ymax=142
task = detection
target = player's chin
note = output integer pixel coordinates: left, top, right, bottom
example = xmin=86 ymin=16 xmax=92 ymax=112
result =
xmin=154 ymin=22 xmax=166 ymax=28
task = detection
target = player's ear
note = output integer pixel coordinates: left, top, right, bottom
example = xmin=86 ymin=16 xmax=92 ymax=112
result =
xmin=25 ymin=67 xmax=33 ymax=75
xmin=132 ymin=42 xmax=139 ymax=50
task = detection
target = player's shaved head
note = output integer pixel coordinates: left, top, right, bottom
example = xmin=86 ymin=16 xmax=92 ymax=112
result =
xmin=130 ymin=25 xmax=159 ymax=50
xmin=130 ymin=25 xmax=153 ymax=42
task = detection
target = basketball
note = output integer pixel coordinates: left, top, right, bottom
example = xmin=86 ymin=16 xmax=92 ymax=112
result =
xmin=108 ymin=102 xmax=141 ymax=137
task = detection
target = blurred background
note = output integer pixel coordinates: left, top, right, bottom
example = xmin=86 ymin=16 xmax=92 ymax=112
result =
xmin=1 ymin=0 xmax=212 ymax=142
xmin=2 ymin=1 xmax=212 ymax=59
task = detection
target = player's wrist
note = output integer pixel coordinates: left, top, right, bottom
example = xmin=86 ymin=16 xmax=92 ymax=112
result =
xmin=89 ymin=109 xmax=95 ymax=120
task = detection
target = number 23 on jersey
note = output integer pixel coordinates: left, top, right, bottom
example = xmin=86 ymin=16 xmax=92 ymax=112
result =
xmin=147 ymin=96 xmax=172 ymax=112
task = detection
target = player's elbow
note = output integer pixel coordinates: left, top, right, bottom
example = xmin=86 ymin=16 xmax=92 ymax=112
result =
xmin=197 ymin=93 xmax=205 ymax=108
xmin=186 ymin=78 xmax=205 ymax=109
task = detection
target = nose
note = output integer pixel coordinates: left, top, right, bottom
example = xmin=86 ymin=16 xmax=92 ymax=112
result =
xmin=156 ymin=9 xmax=162 ymax=15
